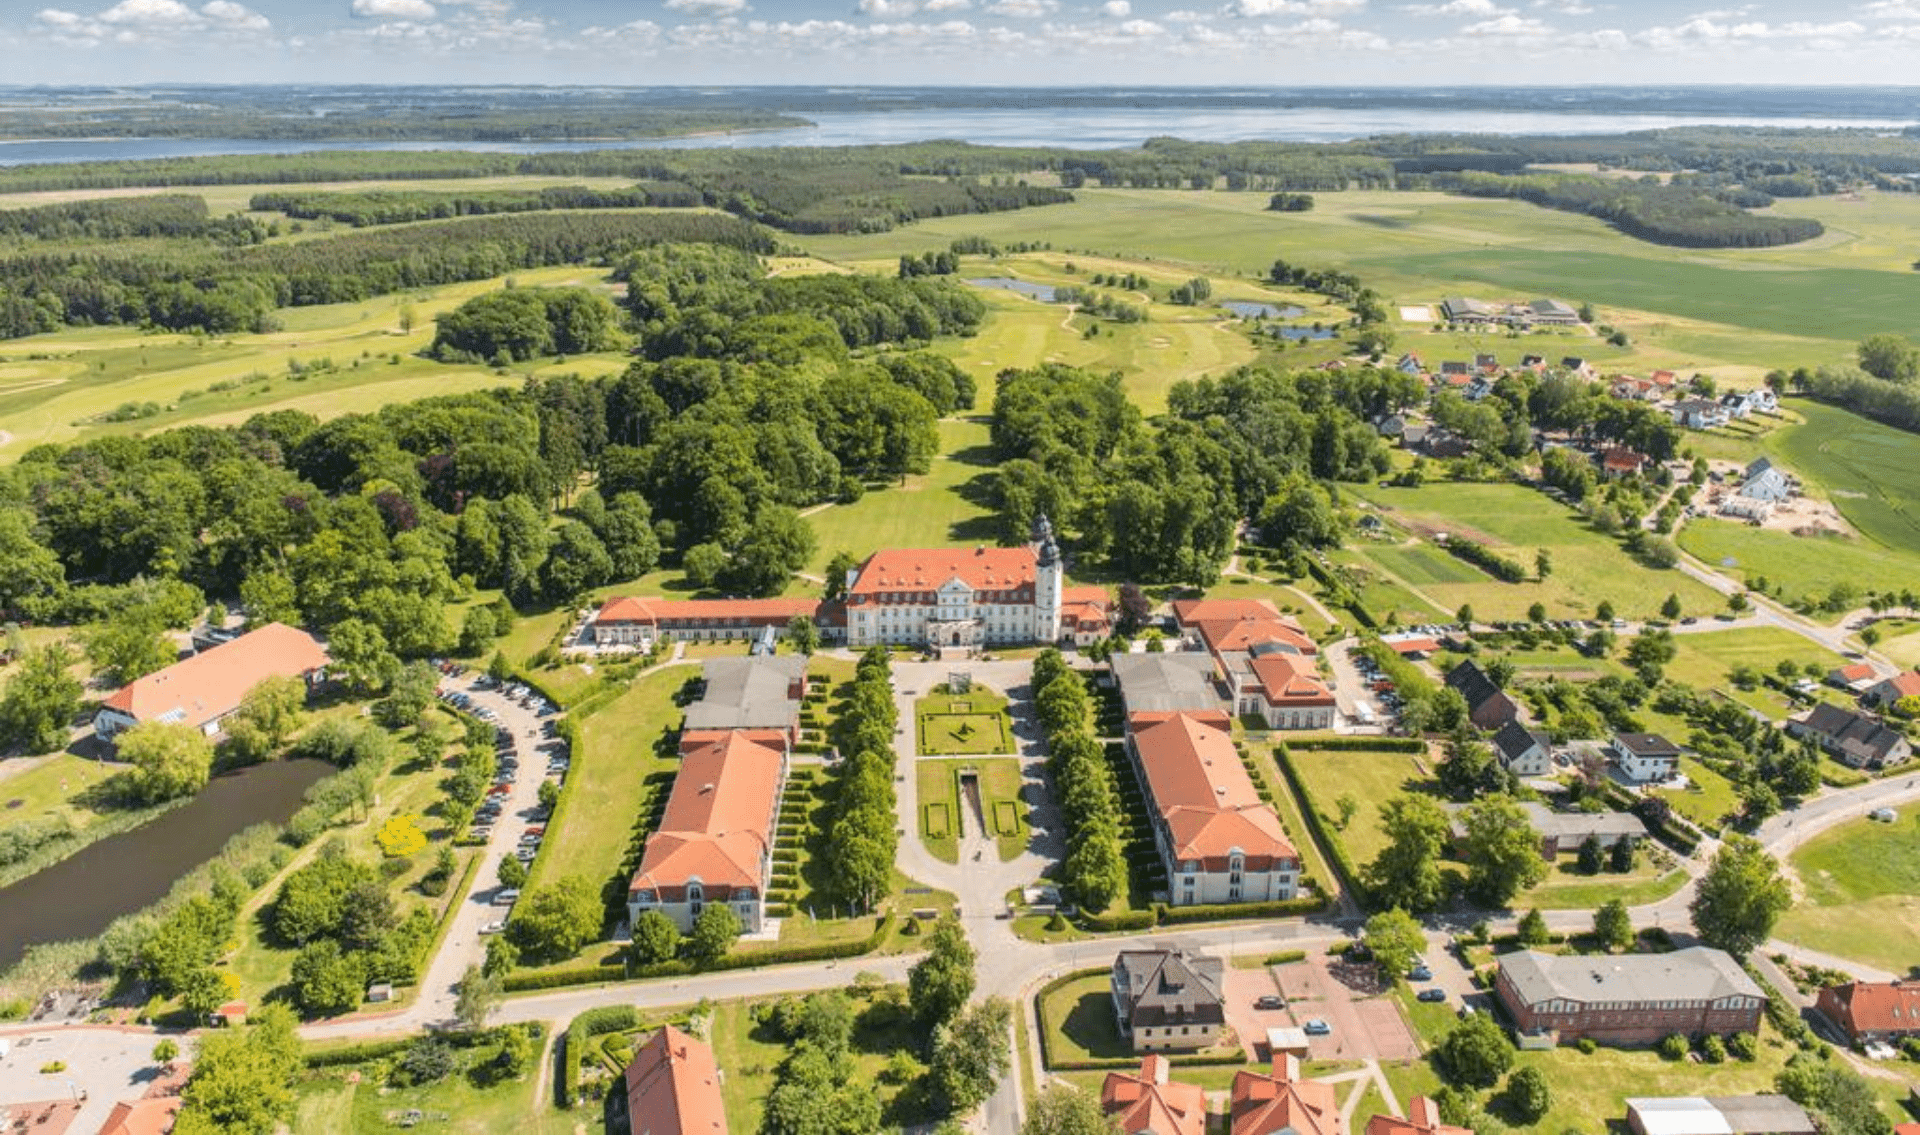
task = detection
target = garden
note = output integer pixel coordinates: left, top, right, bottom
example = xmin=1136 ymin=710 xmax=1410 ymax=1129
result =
xmin=915 ymin=687 xmax=1015 ymax=756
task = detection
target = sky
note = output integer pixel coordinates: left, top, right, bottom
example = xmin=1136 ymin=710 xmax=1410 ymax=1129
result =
xmin=2 ymin=0 xmax=1918 ymax=86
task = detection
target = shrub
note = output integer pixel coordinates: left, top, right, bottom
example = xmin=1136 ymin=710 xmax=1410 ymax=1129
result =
xmin=1658 ymin=1033 xmax=1690 ymax=1061
xmin=1576 ymin=1037 xmax=1597 ymax=1055
xmin=1701 ymin=1034 xmax=1726 ymax=1063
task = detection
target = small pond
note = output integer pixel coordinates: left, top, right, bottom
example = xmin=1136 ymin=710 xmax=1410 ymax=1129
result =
xmin=964 ymin=277 xmax=1058 ymax=302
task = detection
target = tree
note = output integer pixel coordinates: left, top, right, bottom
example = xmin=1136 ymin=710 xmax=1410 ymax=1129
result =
xmin=507 ymin=875 xmax=599 ymax=962
xmin=1366 ymin=795 xmax=1451 ymax=914
xmin=1334 ymin=793 xmax=1360 ymax=830
xmin=630 ymin=909 xmax=682 ymax=965
xmin=1609 ymin=836 xmax=1636 ymax=873
xmin=0 ymin=643 xmax=83 ymax=753
xmin=1857 ymin=333 xmax=1920 ymax=383
xmin=289 ymin=939 xmax=365 ymax=1018
xmin=928 ymin=997 xmax=1012 ymax=1117
xmin=1457 ymin=604 xmax=1475 ymax=628
xmin=1660 ymin=593 xmax=1682 ymax=620
xmin=223 ymin=674 xmax=307 ymax=764
xmin=179 ymin=966 xmax=238 ymax=1023
xmin=786 ymin=614 xmax=819 ymax=656
xmin=394 ymin=1037 xmax=456 ymax=1087
xmin=909 ymin=916 xmax=977 ymax=1028
xmin=174 ymin=1004 xmax=302 ymax=1135
xmin=1576 ymin=834 xmax=1604 ymax=875
xmin=1690 ymin=835 xmax=1791 ymax=958
xmin=85 ymin=609 xmax=176 ymax=686
xmin=1364 ymin=908 xmax=1426 ymax=982
xmin=1515 ymin=907 xmax=1550 ymax=946
xmin=1435 ymin=1010 xmax=1513 ymax=1089
xmin=823 ymin=551 xmax=859 ymax=603
xmin=1527 ymin=601 xmax=1547 ymax=625
xmin=1021 ymin=1083 xmax=1118 ymax=1135
xmin=1438 ymin=736 xmax=1505 ymax=801
xmin=1502 ymin=1065 xmax=1552 ymax=1124
xmin=1594 ymin=898 xmax=1634 ymax=951
xmin=689 ymin=902 xmax=742 ymax=963
xmin=120 ymin=721 xmax=215 ymax=803
xmin=1595 ymin=599 xmax=1615 ymax=623
xmin=1535 ymin=548 xmax=1553 ymax=581
xmin=494 ymin=1025 xmax=535 ymax=1079
xmin=454 ymin=963 xmax=503 ymax=1030
xmin=1459 ymin=795 xmax=1546 ymax=908
xmin=153 ymin=1038 xmax=181 ymax=1065
xmin=327 ymin=617 xmax=396 ymax=694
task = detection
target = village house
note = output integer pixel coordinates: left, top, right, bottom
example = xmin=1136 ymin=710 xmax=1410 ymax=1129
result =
xmin=1608 ymin=732 xmax=1683 ymax=783
xmin=1826 ymin=662 xmax=1878 ymax=693
xmin=1671 ymin=398 xmax=1729 ymax=430
xmin=1394 ymin=352 xmax=1423 ymax=376
xmin=1861 ymin=669 xmax=1920 ymax=711
xmin=1718 ymin=392 xmax=1753 ymax=420
xmin=1231 ymin=1055 xmax=1342 ymax=1135
xmin=1519 ymin=354 xmax=1546 ymax=370
xmin=98 ymin=1098 xmax=183 ymax=1135
xmin=1173 ymin=598 xmax=1336 ymax=730
xmin=1560 ymin=357 xmax=1593 ymax=378
xmin=1445 ymin=660 xmax=1520 ymax=731
xmin=1519 ymin=801 xmax=1646 ymax=858
xmin=1112 ymin=949 xmax=1227 ymax=1052
xmin=1380 ymin=632 xmax=1440 ymax=660
xmin=1815 ymin=980 xmax=1920 ymax=1046
xmin=1718 ymin=495 xmax=1771 ymax=522
xmin=1368 ymin=1099 xmax=1472 ymax=1135
xmin=590 ymin=596 xmax=836 ymax=649
xmin=1374 ymin=412 xmax=1408 ymax=439
xmin=93 ymin=622 xmax=329 ymax=744
xmin=1786 ymin=703 xmax=1912 ymax=769
xmin=1599 ymin=447 xmax=1652 ymax=479
xmin=1496 ymin=947 xmax=1766 ymax=1045
xmin=1129 ymin=710 xmax=1301 ymax=905
xmin=1490 ymin=721 xmax=1552 ymax=777
xmin=1474 ymin=352 xmax=1500 ymax=374
xmin=1739 ymin=458 xmax=1793 ymax=503
xmin=1103 ymin=1055 xmax=1207 ymax=1135
xmin=624 ymin=1026 xmax=728 ymax=1135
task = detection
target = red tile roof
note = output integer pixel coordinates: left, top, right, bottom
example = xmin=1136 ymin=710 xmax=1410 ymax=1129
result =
xmin=1248 ymin=653 xmax=1335 ymax=708
xmin=1231 ymin=1057 xmax=1341 ymax=1135
xmin=1874 ymin=671 xmax=1920 ymax=701
xmin=625 ymin=1025 xmax=728 ymax=1135
xmin=1366 ymin=1097 xmax=1471 ymax=1135
xmin=1172 ymin=598 xmax=1293 ymax=626
xmin=1102 ymin=1056 xmax=1206 ymax=1135
xmin=99 ymin=623 xmax=327 ymax=730
xmin=1834 ymin=663 xmax=1875 ymax=683
xmin=1820 ymin=980 xmax=1920 ymax=1039
xmin=98 ymin=1097 xmax=183 ymax=1135
xmin=848 ymin=546 xmax=1037 ymax=601
xmin=631 ymin=732 xmax=783 ymax=896
xmin=1062 ymin=585 xmax=1112 ymax=631
xmin=1386 ymin=636 xmax=1440 ymax=656
xmin=1130 ymin=711 xmax=1296 ymax=868
xmin=596 ymin=597 xmax=825 ymax=625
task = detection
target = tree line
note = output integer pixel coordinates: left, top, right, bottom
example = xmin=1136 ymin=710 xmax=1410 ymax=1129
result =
xmin=0 ymin=194 xmax=265 ymax=244
xmin=817 ymin=648 xmax=902 ymax=913
xmin=1033 ymin=650 xmax=1128 ymax=911
xmin=1437 ymin=170 xmax=1824 ymax=249
xmin=247 ymin=183 xmax=703 ymax=226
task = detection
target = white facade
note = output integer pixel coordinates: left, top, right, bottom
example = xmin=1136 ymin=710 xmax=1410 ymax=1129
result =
xmin=1167 ymin=850 xmax=1298 ymax=906
xmin=843 ymin=520 xmax=1065 ymax=649
xmin=1609 ymin=736 xmax=1680 ymax=783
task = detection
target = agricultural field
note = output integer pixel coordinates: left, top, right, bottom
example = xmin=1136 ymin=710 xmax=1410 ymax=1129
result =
xmin=1767 ymin=400 xmax=1920 ymax=556
xmin=1777 ymin=813 xmax=1920 ymax=976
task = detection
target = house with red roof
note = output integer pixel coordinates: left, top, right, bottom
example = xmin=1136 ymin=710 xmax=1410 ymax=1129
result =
xmin=1815 ymin=980 xmax=1920 ymax=1046
xmin=93 ymin=622 xmax=328 ymax=744
xmin=98 ymin=1097 xmax=183 ymax=1135
xmin=1862 ymin=670 xmax=1920 ymax=711
xmin=1129 ymin=710 xmax=1300 ymax=905
xmin=1172 ymin=598 xmax=1335 ymax=730
xmin=1367 ymin=1098 xmax=1471 ymax=1135
xmin=590 ymin=596 xmax=836 ymax=650
xmin=1827 ymin=662 xmax=1878 ymax=693
xmin=625 ymin=1026 xmax=727 ymax=1135
xmin=1102 ymin=1055 xmax=1207 ymax=1135
xmin=1232 ymin=1056 xmax=1342 ymax=1135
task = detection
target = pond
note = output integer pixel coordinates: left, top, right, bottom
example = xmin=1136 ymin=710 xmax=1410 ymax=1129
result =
xmin=0 ymin=758 xmax=333 ymax=971
xmin=964 ymin=277 xmax=1057 ymax=302
xmin=1221 ymin=301 xmax=1307 ymax=320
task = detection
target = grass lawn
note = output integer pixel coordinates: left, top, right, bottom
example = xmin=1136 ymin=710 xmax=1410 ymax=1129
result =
xmin=1517 ymin=865 xmax=1689 ymax=912
xmin=1347 ymin=482 xmax=1721 ymax=622
xmin=526 ymin=666 xmax=689 ymax=924
xmin=1368 ymin=543 xmax=1488 ymax=586
xmin=1653 ymin=756 xmax=1743 ymax=833
xmin=1777 ymin=814 xmax=1920 ymax=976
xmin=1328 ymin=549 xmax=1452 ymax=623
xmin=916 ymin=760 xmax=960 ymax=864
xmin=915 ymin=688 xmax=1015 ymax=756
xmin=1285 ymin=747 xmax=1433 ymax=870
xmin=1678 ymin=519 xmax=1919 ymax=611
xmin=706 ymin=986 xmax=936 ymax=1133
xmin=804 ymin=416 xmax=999 ymax=573
xmin=0 ymin=753 xmax=128 ymax=835
xmin=1665 ymin=627 xmax=1846 ymax=695
xmin=1769 ymin=400 xmax=1920 ymax=557
xmin=1207 ymin=574 xmax=1341 ymax=637
xmin=293 ymin=1051 xmax=574 ymax=1135
xmin=1039 ymin=972 xmax=1237 ymax=1065
xmin=975 ymin=757 xmax=1031 ymax=861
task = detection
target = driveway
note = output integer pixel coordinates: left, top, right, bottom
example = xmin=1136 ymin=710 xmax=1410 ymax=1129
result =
xmin=0 ymin=1026 xmax=172 ymax=1134
xmin=1268 ymin=955 xmax=1418 ymax=1064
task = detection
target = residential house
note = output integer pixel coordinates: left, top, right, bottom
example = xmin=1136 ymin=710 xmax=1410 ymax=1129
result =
xmin=1608 ymin=732 xmax=1683 ymax=782
xmin=1719 ymin=392 xmax=1753 ymax=420
xmin=1399 ymin=424 xmax=1431 ymax=450
xmin=1061 ymin=585 xmax=1115 ymax=648
xmin=1671 ymin=399 xmax=1729 ymax=430
xmin=1861 ymin=670 xmax=1920 ymax=711
xmin=1438 ymin=361 xmax=1472 ymax=382
xmin=1496 ymin=947 xmax=1766 ymax=1045
xmin=1112 ymin=652 xmax=1224 ymax=716
xmin=1129 ymin=710 xmax=1301 ymax=905
xmin=1380 ymin=632 xmax=1440 ymax=660
xmin=1612 ymin=378 xmax=1659 ymax=402
xmin=98 ymin=1098 xmax=183 ymax=1135
xmin=1463 ymin=377 xmax=1496 ymax=402
xmin=93 ymin=622 xmax=328 ymax=743
xmin=1103 ymin=1055 xmax=1207 ymax=1135
xmin=591 ymin=596 xmax=837 ymax=648
xmin=1529 ymin=298 xmax=1582 ymax=325
xmin=1826 ymin=662 xmax=1878 ymax=693
xmin=1474 ymin=353 xmax=1500 ymax=374
xmin=624 ymin=1026 xmax=728 ymax=1135
xmin=1599 ymin=447 xmax=1651 ymax=478
xmin=1490 ymin=721 xmax=1552 ymax=777
xmin=1519 ymin=801 xmax=1646 ymax=858
xmin=1719 ymin=495 xmax=1772 ymax=522
xmin=1649 ymin=369 xmax=1677 ymax=390
xmin=1420 ymin=431 xmax=1474 ymax=459
xmin=1394 ymin=352 xmax=1423 ymax=376
xmin=1374 ymin=412 xmax=1408 ymax=439
xmin=1560 ymin=357 xmax=1593 ymax=378
xmin=626 ymin=730 xmax=787 ymax=934
xmin=1739 ymin=458 xmax=1793 ymax=503
xmin=1112 ymin=949 xmax=1226 ymax=1051
xmin=1173 ymin=599 xmax=1335 ymax=730
xmin=1519 ymin=354 xmax=1547 ymax=370
xmin=1626 ymin=1097 xmax=1816 ymax=1135
xmin=1367 ymin=1098 xmax=1472 ymax=1135
xmin=1444 ymin=660 xmax=1520 ymax=731
xmin=1785 ymin=703 xmax=1912 ymax=769
xmin=1231 ymin=1055 xmax=1342 ymax=1135
xmin=1815 ymin=980 xmax=1920 ymax=1046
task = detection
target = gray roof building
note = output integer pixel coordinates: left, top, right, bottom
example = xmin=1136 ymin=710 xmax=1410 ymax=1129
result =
xmin=1626 ymin=1095 xmax=1816 ymax=1135
xmin=1502 ymin=947 xmax=1762 ymax=1010
xmin=682 ymin=656 xmax=807 ymax=733
xmin=1519 ymin=801 xmax=1646 ymax=854
xmin=1112 ymin=949 xmax=1225 ymax=1033
xmin=1111 ymin=653 xmax=1222 ymax=715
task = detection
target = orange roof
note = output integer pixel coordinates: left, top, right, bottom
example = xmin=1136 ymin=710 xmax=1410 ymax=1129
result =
xmin=1062 ymin=586 xmax=1112 ymax=631
xmin=1197 ymin=617 xmax=1318 ymax=657
xmin=100 ymin=623 xmax=326 ymax=729
xmin=1130 ymin=711 xmax=1295 ymax=864
xmin=1824 ymin=980 xmax=1920 ymax=1036
xmin=1173 ymin=598 xmax=1296 ymax=627
xmin=1387 ymin=637 xmax=1440 ymax=656
xmin=1876 ymin=671 xmax=1920 ymax=700
xmin=848 ymin=546 xmax=1036 ymax=600
xmin=596 ymin=597 xmax=824 ymax=624
xmin=1835 ymin=663 xmax=1875 ymax=683
xmin=99 ymin=1097 xmax=183 ymax=1135
xmin=1366 ymin=1097 xmax=1472 ymax=1135
xmin=632 ymin=731 xmax=783 ymax=894
xmin=625 ymin=1025 xmax=728 ymax=1135
xmin=1248 ymin=653 xmax=1334 ymax=707
xmin=1232 ymin=1057 xmax=1341 ymax=1135
xmin=1103 ymin=1056 xmax=1206 ymax=1135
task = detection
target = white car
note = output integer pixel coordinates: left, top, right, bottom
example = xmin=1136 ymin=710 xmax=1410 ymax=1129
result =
xmin=480 ymin=920 xmax=507 ymax=935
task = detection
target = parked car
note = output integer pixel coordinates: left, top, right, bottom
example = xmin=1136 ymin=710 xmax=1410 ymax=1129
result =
xmin=1870 ymin=807 xmax=1898 ymax=822
xmin=1409 ymin=964 xmax=1432 ymax=981
xmin=493 ymin=889 xmax=520 ymax=906
xmin=480 ymin=920 xmax=507 ymax=935
xmin=1303 ymin=1019 xmax=1331 ymax=1036
xmin=1417 ymin=989 xmax=1447 ymax=1003
xmin=1255 ymin=995 xmax=1284 ymax=1010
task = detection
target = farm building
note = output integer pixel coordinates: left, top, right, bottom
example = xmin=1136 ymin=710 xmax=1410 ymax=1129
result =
xmin=93 ymin=622 xmax=329 ymax=744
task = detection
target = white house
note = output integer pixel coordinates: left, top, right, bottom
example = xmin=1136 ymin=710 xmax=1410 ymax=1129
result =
xmin=1609 ymin=732 xmax=1683 ymax=783
xmin=1492 ymin=721 xmax=1553 ymax=777
xmin=1671 ymin=399 xmax=1729 ymax=430
xmin=1739 ymin=458 xmax=1793 ymax=504
xmin=627 ymin=730 xmax=787 ymax=934
xmin=1128 ymin=710 xmax=1300 ymax=906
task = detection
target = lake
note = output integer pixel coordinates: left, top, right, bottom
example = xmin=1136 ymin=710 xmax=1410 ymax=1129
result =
xmin=0 ymin=758 xmax=332 ymax=970
xmin=966 ymin=277 xmax=1057 ymax=301
xmin=1221 ymin=301 xmax=1307 ymax=320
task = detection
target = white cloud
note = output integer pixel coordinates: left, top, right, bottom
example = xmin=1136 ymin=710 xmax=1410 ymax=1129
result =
xmin=1460 ymin=12 xmax=1546 ymax=32
xmin=1117 ymin=16 xmax=1160 ymax=31
xmin=351 ymin=0 xmax=435 ymax=17
xmin=1403 ymin=0 xmax=1503 ymax=15
xmin=35 ymin=0 xmax=269 ymax=40
xmin=97 ymin=0 xmax=196 ymax=24
xmin=1101 ymin=0 xmax=1130 ymax=13
xmin=1530 ymin=0 xmax=1592 ymax=12
xmin=1221 ymin=0 xmax=1364 ymax=17
xmin=858 ymin=0 xmax=919 ymax=15
xmin=984 ymin=0 xmax=1056 ymax=16
xmin=1860 ymin=0 xmax=1920 ymax=16
xmin=1638 ymin=14 xmax=1864 ymax=43
xmin=664 ymin=0 xmax=750 ymax=14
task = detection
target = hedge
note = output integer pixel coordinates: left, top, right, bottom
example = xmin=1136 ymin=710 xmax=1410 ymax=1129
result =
xmin=1287 ymin=736 xmax=1425 ymax=753
xmin=1273 ymin=742 xmax=1372 ymax=909
xmin=1080 ymin=909 xmax=1156 ymax=932
xmin=505 ymin=915 xmax=896 ymax=994
xmin=1153 ymin=895 xmax=1326 ymax=925
xmin=304 ymin=1037 xmax=414 ymax=1068
xmin=561 ymin=1005 xmax=640 ymax=1107
xmin=1032 ymin=967 xmax=1257 ymax=1072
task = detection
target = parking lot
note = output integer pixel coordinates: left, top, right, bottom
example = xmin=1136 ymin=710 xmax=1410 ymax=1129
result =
xmin=1223 ymin=953 xmax=1420 ymax=1064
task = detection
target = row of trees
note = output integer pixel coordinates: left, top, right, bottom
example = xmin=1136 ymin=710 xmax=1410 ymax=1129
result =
xmin=1033 ymin=649 xmax=1128 ymax=912
xmin=1440 ymin=169 xmax=1825 ymax=248
xmin=249 ymin=184 xmax=692 ymax=226
xmin=818 ymin=648 xmax=901 ymax=913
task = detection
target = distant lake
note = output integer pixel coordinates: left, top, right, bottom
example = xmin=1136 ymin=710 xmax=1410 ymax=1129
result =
xmin=1221 ymin=301 xmax=1307 ymax=320
xmin=966 ymin=277 xmax=1057 ymax=301
xmin=1 ymin=104 xmax=1916 ymax=164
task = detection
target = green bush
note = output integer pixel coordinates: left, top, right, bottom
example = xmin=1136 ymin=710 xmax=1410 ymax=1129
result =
xmin=1700 ymin=1034 xmax=1726 ymax=1063
xmin=1264 ymin=950 xmax=1307 ymax=965
xmin=1727 ymin=1032 xmax=1757 ymax=1061
xmin=1658 ymin=1033 xmax=1689 ymax=1061
xmin=1576 ymin=1037 xmax=1597 ymax=1055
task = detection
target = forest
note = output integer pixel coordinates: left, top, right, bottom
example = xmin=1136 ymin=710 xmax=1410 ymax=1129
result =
xmin=1436 ymin=170 xmax=1825 ymax=249
xmin=247 ymin=184 xmax=705 ymax=226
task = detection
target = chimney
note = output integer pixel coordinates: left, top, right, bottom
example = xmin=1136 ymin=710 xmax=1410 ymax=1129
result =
xmin=1271 ymin=1053 xmax=1299 ymax=1083
xmin=1141 ymin=1054 xmax=1169 ymax=1084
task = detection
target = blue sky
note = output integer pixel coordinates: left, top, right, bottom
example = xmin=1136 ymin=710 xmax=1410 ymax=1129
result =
xmin=0 ymin=0 xmax=1915 ymax=86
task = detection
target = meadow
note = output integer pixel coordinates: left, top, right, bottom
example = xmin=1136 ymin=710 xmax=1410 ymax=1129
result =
xmin=1777 ymin=813 xmax=1920 ymax=976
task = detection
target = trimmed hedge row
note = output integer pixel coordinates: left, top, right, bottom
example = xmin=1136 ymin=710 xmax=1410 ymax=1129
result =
xmin=1153 ymin=896 xmax=1325 ymax=925
xmin=304 ymin=1037 xmax=413 ymax=1069
xmin=1273 ymin=742 xmax=1372 ymax=909
xmin=561 ymin=1005 xmax=639 ymax=1108
xmin=1032 ymin=967 xmax=1258 ymax=1072
xmin=1288 ymin=736 xmax=1425 ymax=753
xmin=505 ymin=915 xmax=896 ymax=994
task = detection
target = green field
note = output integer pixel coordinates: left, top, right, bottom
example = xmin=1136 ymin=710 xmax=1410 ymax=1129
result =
xmin=1367 ymin=543 xmax=1488 ymax=586
xmin=1770 ymin=400 xmax=1920 ymax=554
xmin=916 ymin=760 xmax=960 ymax=863
xmin=804 ymin=418 xmax=999 ymax=575
xmin=294 ymin=1040 xmax=574 ymax=1135
xmin=1286 ymin=747 xmax=1432 ymax=870
xmin=1777 ymin=814 xmax=1920 ymax=976
xmin=1664 ymin=627 xmax=1845 ymax=692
